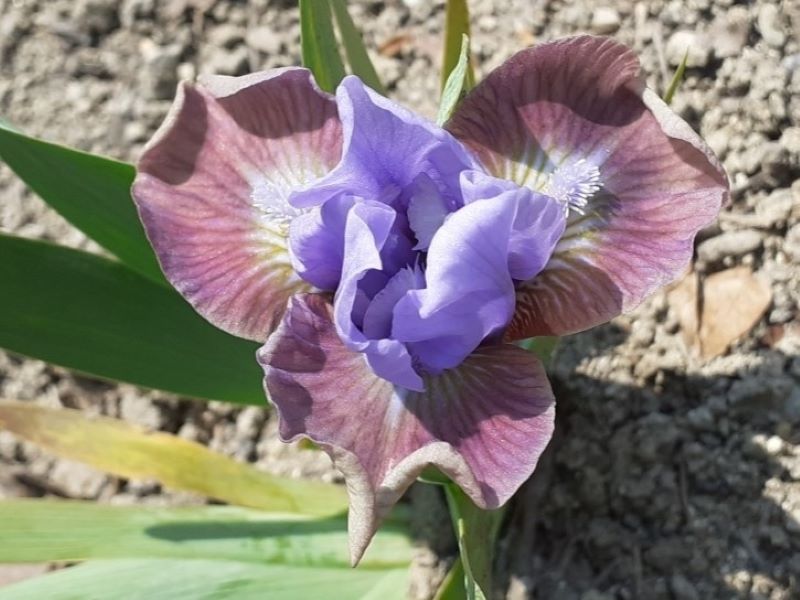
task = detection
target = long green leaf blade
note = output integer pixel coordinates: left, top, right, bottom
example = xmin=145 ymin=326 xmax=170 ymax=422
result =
xmin=436 ymin=34 xmax=471 ymax=125
xmin=444 ymin=485 xmax=505 ymax=600
xmin=0 ymin=235 xmax=263 ymax=404
xmin=663 ymin=49 xmax=689 ymax=104
xmin=300 ymin=0 xmax=347 ymax=93
xmin=331 ymin=0 xmax=385 ymax=94
xmin=0 ymin=402 xmax=348 ymax=516
xmin=0 ymin=559 xmax=409 ymax=600
xmin=0 ymin=122 xmax=163 ymax=284
xmin=0 ymin=501 xmax=410 ymax=568
xmin=441 ymin=0 xmax=474 ymax=92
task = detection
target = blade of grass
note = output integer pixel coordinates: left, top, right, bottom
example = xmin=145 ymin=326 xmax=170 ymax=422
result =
xmin=299 ymin=0 xmax=347 ymax=93
xmin=436 ymin=34 xmax=471 ymax=125
xmin=663 ymin=49 xmax=688 ymax=104
xmin=441 ymin=0 xmax=474 ymax=92
xmin=331 ymin=0 xmax=384 ymax=94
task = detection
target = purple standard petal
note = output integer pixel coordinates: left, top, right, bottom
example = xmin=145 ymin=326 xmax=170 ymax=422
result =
xmin=392 ymin=172 xmax=564 ymax=372
xmin=447 ymin=35 xmax=728 ymax=338
xmin=133 ymin=68 xmax=342 ymax=341
xmin=259 ymin=294 xmax=555 ymax=564
xmin=289 ymin=76 xmax=478 ymax=211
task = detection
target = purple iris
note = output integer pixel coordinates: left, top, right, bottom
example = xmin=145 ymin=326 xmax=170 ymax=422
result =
xmin=132 ymin=36 xmax=728 ymax=562
xmin=288 ymin=78 xmax=565 ymax=391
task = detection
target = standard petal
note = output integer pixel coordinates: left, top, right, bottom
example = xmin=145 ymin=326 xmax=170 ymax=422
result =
xmin=258 ymin=294 xmax=555 ymax=564
xmin=133 ymin=68 xmax=342 ymax=341
xmin=290 ymin=76 xmax=478 ymax=210
xmin=447 ymin=35 xmax=728 ymax=338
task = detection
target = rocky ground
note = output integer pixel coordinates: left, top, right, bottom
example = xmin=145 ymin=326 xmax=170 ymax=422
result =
xmin=1 ymin=0 xmax=799 ymax=598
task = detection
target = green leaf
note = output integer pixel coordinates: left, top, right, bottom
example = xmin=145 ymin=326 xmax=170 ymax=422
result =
xmin=441 ymin=0 xmax=474 ymax=92
xmin=0 ymin=402 xmax=348 ymax=516
xmin=0 ymin=501 xmax=410 ymax=568
xmin=436 ymin=34 xmax=471 ymax=126
xmin=516 ymin=336 xmax=559 ymax=366
xmin=0 ymin=122 xmax=164 ymax=285
xmin=0 ymin=234 xmax=264 ymax=404
xmin=0 ymin=559 xmax=409 ymax=600
xmin=444 ymin=485 xmax=505 ymax=600
xmin=663 ymin=49 xmax=688 ymax=105
xmin=300 ymin=0 xmax=347 ymax=93
xmin=331 ymin=0 xmax=385 ymax=94
xmin=432 ymin=558 xmax=466 ymax=600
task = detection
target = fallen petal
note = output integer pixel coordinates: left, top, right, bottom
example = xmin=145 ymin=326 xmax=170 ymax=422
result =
xmin=259 ymin=294 xmax=555 ymax=564
xmin=133 ymin=68 xmax=342 ymax=341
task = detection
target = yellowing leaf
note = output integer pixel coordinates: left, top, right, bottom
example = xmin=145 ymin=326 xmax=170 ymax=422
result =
xmin=0 ymin=401 xmax=348 ymax=517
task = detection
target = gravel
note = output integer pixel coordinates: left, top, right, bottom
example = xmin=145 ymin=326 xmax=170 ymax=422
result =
xmin=1 ymin=0 xmax=799 ymax=598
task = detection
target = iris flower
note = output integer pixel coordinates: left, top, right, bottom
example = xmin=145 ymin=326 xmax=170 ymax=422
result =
xmin=132 ymin=36 xmax=727 ymax=561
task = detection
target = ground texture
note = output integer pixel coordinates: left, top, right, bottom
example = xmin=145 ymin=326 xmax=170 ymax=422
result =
xmin=1 ymin=0 xmax=799 ymax=598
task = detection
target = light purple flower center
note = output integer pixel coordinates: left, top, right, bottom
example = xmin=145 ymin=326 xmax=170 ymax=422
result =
xmin=287 ymin=77 xmax=569 ymax=391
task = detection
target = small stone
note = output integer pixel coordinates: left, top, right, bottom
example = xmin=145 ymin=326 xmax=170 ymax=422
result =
xmin=779 ymin=127 xmax=800 ymax=155
xmin=590 ymin=8 xmax=621 ymax=34
xmin=764 ymin=435 xmax=784 ymax=456
xmin=687 ymin=406 xmax=714 ymax=430
xmin=206 ymin=46 xmax=250 ymax=76
xmin=71 ymin=0 xmax=120 ymax=37
xmin=123 ymin=122 xmax=148 ymax=143
xmin=755 ymin=188 xmax=794 ymax=228
xmin=758 ymin=4 xmax=786 ymax=48
xmin=49 ymin=460 xmax=108 ymax=498
xmin=246 ymin=25 xmax=282 ymax=55
xmin=696 ymin=229 xmax=763 ymax=263
xmin=140 ymin=42 xmax=182 ymax=100
xmin=670 ymin=574 xmax=699 ymax=600
xmin=209 ymin=24 xmax=245 ymax=49
xmin=666 ymin=30 xmax=710 ymax=68
xmin=710 ymin=6 xmax=750 ymax=59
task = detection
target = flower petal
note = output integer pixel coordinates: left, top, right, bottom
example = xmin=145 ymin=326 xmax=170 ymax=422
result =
xmin=290 ymin=76 xmax=478 ymax=210
xmin=259 ymin=293 xmax=555 ymax=564
xmin=447 ymin=35 xmax=728 ymax=338
xmin=133 ymin=68 xmax=342 ymax=341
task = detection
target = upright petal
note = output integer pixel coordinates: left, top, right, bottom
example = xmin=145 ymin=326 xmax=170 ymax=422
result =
xmin=133 ymin=68 xmax=342 ymax=341
xmin=447 ymin=36 xmax=728 ymax=338
xmin=259 ymin=294 xmax=555 ymax=564
xmin=392 ymin=175 xmax=564 ymax=372
xmin=290 ymin=76 xmax=478 ymax=210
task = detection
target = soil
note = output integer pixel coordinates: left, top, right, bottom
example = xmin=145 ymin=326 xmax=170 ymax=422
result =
xmin=1 ymin=0 xmax=799 ymax=598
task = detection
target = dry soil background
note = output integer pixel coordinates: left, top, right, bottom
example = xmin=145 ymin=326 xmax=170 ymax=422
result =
xmin=1 ymin=0 xmax=799 ymax=598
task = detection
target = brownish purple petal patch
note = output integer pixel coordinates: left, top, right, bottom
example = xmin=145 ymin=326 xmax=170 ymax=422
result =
xmin=447 ymin=35 xmax=728 ymax=338
xmin=133 ymin=68 xmax=343 ymax=341
xmin=258 ymin=294 xmax=555 ymax=564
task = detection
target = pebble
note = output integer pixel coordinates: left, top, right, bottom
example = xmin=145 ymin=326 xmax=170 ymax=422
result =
xmin=666 ymin=30 xmax=710 ymax=68
xmin=670 ymin=574 xmax=700 ymax=600
xmin=779 ymin=126 xmax=800 ymax=155
xmin=757 ymin=4 xmax=786 ymax=49
xmin=246 ymin=25 xmax=282 ymax=56
xmin=209 ymin=24 xmax=245 ymax=49
xmin=140 ymin=42 xmax=182 ymax=100
xmin=697 ymin=229 xmax=764 ymax=263
xmin=206 ymin=46 xmax=250 ymax=76
xmin=709 ymin=6 xmax=750 ymax=59
xmin=590 ymin=8 xmax=621 ymax=34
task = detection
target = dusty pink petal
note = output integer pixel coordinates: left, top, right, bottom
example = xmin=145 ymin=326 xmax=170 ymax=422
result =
xmin=258 ymin=294 xmax=555 ymax=564
xmin=447 ymin=35 xmax=728 ymax=338
xmin=132 ymin=68 xmax=342 ymax=341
